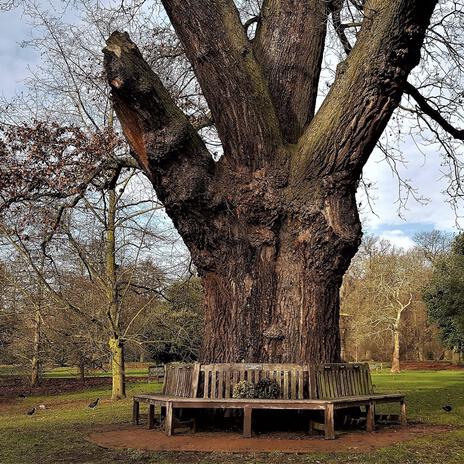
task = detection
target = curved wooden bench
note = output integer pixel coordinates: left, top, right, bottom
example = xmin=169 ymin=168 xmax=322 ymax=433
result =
xmin=133 ymin=362 xmax=406 ymax=439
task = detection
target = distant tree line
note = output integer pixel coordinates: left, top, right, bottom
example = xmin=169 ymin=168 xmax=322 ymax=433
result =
xmin=341 ymin=230 xmax=464 ymax=371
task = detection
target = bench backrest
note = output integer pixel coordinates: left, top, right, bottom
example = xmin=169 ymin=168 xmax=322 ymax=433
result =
xmin=148 ymin=364 xmax=165 ymax=380
xmin=199 ymin=363 xmax=312 ymax=400
xmin=313 ymin=363 xmax=374 ymax=399
xmin=162 ymin=362 xmax=200 ymax=397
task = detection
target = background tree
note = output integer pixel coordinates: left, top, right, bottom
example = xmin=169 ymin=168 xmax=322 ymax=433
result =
xmin=414 ymin=230 xmax=453 ymax=265
xmin=341 ymin=236 xmax=440 ymax=367
xmin=0 ymin=149 xmax=190 ymax=398
xmin=424 ymin=234 xmax=464 ymax=364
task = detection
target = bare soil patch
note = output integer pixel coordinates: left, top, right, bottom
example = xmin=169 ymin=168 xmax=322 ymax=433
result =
xmin=87 ymin=424 xmax=451 ymax=454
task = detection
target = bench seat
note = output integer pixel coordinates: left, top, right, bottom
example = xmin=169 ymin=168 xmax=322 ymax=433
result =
xmin=133 ymin=362 xmax=406 ymax=439
xmin=133 ymin=392 xmax=406 ymax=439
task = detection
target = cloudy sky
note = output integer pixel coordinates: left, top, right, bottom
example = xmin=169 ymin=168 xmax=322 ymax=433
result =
xmin=0 ymin=5 xmax=460 ymax=249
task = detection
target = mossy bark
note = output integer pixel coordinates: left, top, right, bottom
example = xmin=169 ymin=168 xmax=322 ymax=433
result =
xmin=105 ymin=173 xmax=126 ymax=399
xmin=109 ymin=337 xmax=126 ymax=400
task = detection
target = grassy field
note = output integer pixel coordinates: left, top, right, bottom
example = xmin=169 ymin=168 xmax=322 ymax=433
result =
xmin=1 ymin=370 xmax=463 ymax=464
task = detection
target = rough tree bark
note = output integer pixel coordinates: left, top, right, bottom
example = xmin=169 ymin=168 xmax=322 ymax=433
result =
xmin=103 ymin=0 xmax=437 ymax=363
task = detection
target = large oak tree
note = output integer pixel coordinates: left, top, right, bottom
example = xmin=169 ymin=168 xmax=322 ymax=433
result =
xmin=102 ymin=0 xmax=459 ymax=363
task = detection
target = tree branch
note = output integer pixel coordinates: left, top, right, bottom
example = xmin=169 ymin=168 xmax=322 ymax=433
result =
xmin=293 ymin=0 xmax=438 ymax=185
xmin=404 ymin=81 xmax=464 ymax=141
xmin=330 ymin=0 xmax=353 ymax=55
xmin=243 ymin=16 xmax=259 ymax=33
xmin=160 ymin=0 xmax=282 ymax=168
xmin=253 ymin=0 xmax=329 ymax=143
xmin=103 ymin=31 xmax=215 ymax=212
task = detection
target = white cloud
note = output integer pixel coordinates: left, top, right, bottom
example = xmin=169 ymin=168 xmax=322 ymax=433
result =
xmin=377 ymin=230 xmax=416 ymax=250
xmin=358 ymin=138 xmax=459 ymax=234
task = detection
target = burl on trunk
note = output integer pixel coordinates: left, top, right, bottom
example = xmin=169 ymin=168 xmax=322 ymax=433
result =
xmin=103 ymin=0 xmax=437 ymax=363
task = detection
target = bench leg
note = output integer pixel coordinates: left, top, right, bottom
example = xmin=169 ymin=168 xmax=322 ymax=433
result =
xmin=324 ymin=404 xmax=335 ymax=440
xmin=165 ymin=402 xmax=174 ymax=436
xmin=148 ymin=404 xmax=155 ymax=429
xmin=243 ymin=407 xmax=252 ymax=438
xmin=366 ymin=401 xmax=375 ymax=432
xmin=309 ymin=420 xmax=316 ymax=435
xmin=160 ymin=405 xmax=165 ymax=422
xmin=400 ymin=400 xmax=407 ymax=426
xmin=132 ymin=400 xmax=139 ymax=425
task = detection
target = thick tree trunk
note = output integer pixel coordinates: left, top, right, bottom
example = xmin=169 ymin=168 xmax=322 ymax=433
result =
xmin=391 ymin=327 xmax=401 ymax=374
xmin=103 ymin=1 xmax=436 ymax=364
xmin=201 ymin=198 xmax=361 ymax=362
xmin=109 ymin=336 xmax=126 ymax=400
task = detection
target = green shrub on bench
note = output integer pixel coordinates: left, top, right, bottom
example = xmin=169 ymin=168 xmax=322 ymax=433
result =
xmin=232 ymin=381 xmax=256 ymax=399
xmin=254 ymin=379 xmax=280 ymax=399
xmin=232 ymin=379 xmax=280 ymax=399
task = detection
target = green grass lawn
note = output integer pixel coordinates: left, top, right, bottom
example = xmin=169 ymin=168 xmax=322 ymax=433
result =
xmin=1 ymin=370 xmax=463 ymax=464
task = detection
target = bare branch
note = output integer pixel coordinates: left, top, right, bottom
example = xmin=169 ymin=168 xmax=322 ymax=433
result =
xmin=404 ymin=81 xmax=464 ymax=141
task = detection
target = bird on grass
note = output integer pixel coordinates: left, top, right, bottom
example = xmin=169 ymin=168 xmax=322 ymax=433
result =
xmin=38 ymin=404 xmax=47 ymax=410
xmin=88 ymin=398 xmax=100 ymax=409
xmin=26 ymin=407 xmax=36 ymax=416
xmin=442 ymin=405 xmax=453 ymax=412
xmin=18 ymin=393 xmax=27 ymax=398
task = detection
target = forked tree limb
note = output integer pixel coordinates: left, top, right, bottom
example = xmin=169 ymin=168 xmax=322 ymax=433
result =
xmin=103 ymin=31 xmax=215 ymax=211
xmin=404 ymin=81 xmax=464 ymax=141
xmin=161 ymin=0 xmax=282 ymax=169
xmin=253 ymin=0 xmax=329 ymax=143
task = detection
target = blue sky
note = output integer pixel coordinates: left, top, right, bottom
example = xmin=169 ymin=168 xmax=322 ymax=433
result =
xmin=0 ymin=8 xmax=37 ymax=98
xmin=0 ymin=5 xmax=459 ymax=249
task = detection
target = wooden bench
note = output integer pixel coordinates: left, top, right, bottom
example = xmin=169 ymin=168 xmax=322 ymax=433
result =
xmin=133 ymin=362 xmax=406 ymax=439
xmin=147 ymin=364 xmax=165 ymax=382
xmin=310 ymin=363 xmax=406 ymax=438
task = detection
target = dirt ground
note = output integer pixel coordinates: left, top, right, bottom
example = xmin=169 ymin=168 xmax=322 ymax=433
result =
xmin=87 ymin=424 xmax=451 ymax=454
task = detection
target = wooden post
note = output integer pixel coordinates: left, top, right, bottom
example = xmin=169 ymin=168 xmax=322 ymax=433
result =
xmin=366 ymin=401 xmax=375 ymax=432
xmin=148 ymin=404 xmax=155 ymax=429
xmin=132 ymin=400 xmax=139 ymax=425
xmin=309 ymin=420 xmax=316 ymax=435
xmin=165 ymin=402 xmax=174 ymax=436
xmin=160 ymin=405 xmax=165 ymax=421
xmin=243 ymin=407 xmax=252 ymax=438
xmin=324 ymin=403 xmax=335 ymax=440
xmin=400 ymin=400 xmax=407 ymax=426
